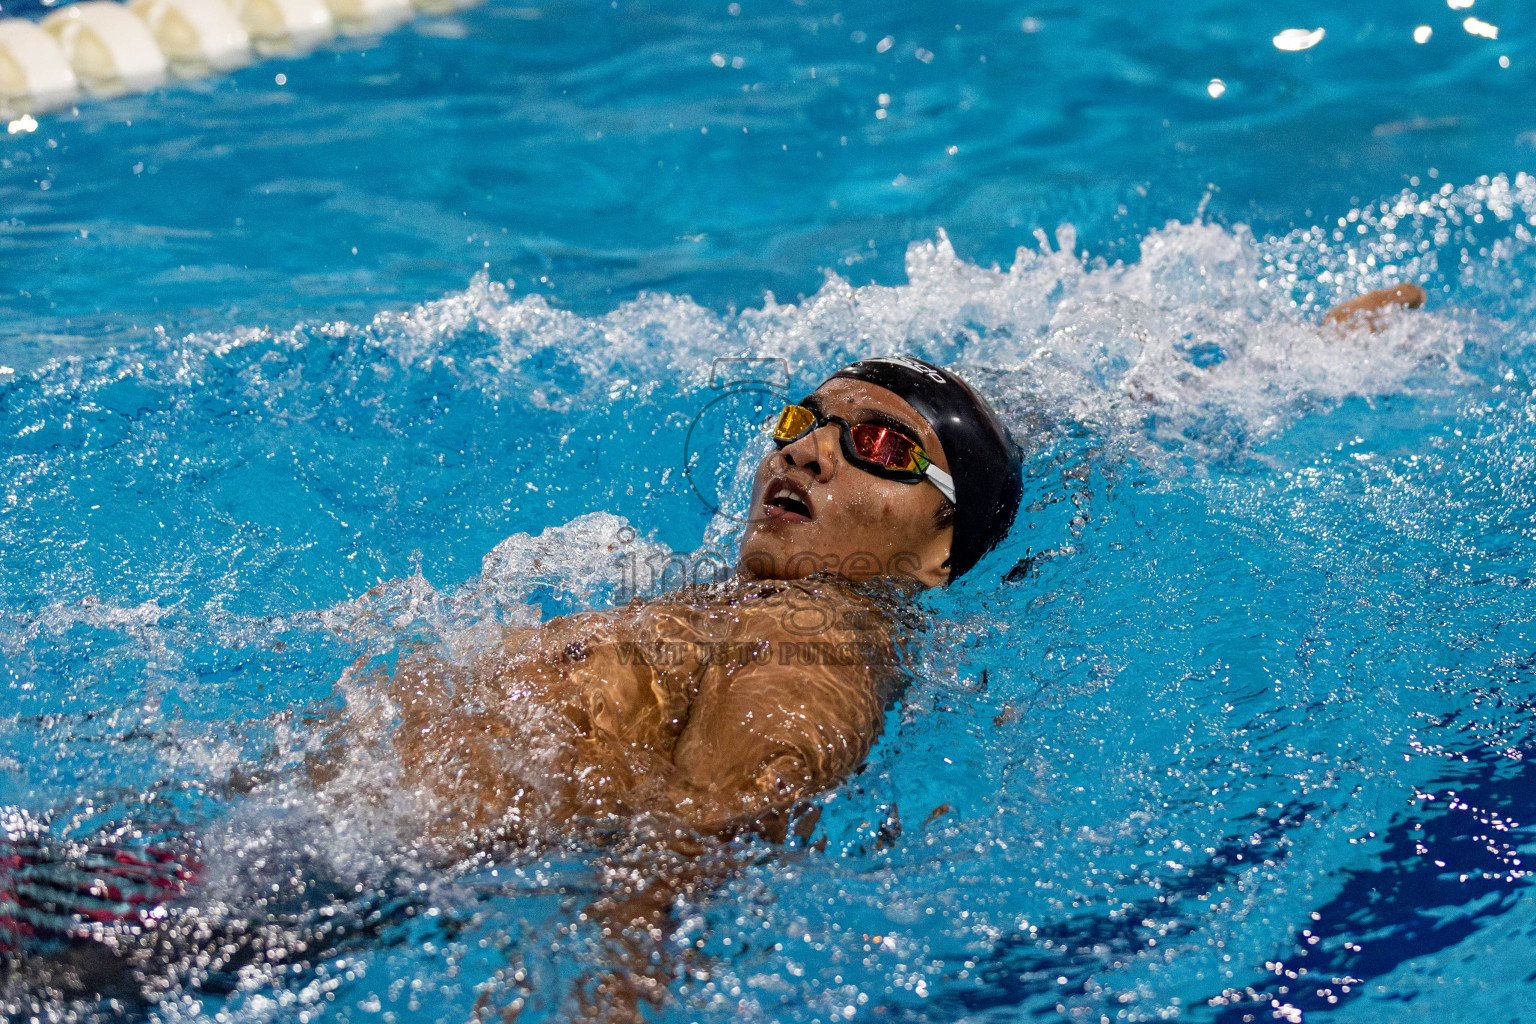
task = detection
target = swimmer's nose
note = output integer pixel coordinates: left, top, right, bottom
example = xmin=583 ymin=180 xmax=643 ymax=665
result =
xmin=778 ymin=423 xmax=838 ymax=482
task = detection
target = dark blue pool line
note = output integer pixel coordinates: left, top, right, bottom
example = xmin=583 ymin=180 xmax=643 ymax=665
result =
xmin=1210 ymin=744 xmax=1536 ymax=1022
xmin=871 ymin=800 xmax=1321 ymax=1020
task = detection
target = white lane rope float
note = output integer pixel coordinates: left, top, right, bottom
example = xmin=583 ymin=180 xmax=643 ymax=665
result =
xmin=0 ymin=0 xmax=480 ymax=123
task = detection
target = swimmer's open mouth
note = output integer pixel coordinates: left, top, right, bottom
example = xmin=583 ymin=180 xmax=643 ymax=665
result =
xmin=763 ymin=479 xmax=813 ymax=522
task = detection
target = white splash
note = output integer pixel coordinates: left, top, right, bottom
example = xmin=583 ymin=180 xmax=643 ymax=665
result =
xmin=478 ymin=510 xmax=676 ymax=607
xmin=134 ymin=177 xmax=1536 ymax=479
xmin=320 ymin=512 xmax=680 ymax=659
xmin=278 ymin=213 xmax=1478 ymax=468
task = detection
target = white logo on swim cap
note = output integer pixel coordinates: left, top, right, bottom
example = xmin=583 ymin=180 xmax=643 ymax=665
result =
xmin=870 ymin=355 xmax=948 ymax=384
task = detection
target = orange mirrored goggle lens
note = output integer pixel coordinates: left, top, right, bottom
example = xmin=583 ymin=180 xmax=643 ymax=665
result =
xmin=773 ymin=404 xmax=817 ymax=440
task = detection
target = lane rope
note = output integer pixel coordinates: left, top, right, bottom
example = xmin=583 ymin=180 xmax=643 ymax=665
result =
xmin=1 ymin=0 xmax=481 ymax=124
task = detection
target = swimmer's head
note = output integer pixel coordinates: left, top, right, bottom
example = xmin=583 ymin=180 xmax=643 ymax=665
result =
xmin=739 ymin=356 xmax=1023 ymax=588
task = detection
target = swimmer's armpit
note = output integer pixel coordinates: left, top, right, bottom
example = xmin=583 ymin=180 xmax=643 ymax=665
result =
xmin=1322 ymin=283 xmax=1427 ymax=331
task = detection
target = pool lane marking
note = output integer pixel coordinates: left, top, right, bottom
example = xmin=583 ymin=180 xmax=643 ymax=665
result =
xmin=0 ymin=0 xmax=481 ymax=120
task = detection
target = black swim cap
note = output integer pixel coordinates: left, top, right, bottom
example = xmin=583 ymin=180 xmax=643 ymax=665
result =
xmin=828 ymin=356 xmax=1023 ymax=582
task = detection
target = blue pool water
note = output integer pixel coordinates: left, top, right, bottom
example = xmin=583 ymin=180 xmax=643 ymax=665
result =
xmin=4 ymin=0 xmax=1536 ymax=1020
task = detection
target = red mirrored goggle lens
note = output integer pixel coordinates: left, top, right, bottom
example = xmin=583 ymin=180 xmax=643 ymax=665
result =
xmin=847 ymin=423 xmax=923 ymax=472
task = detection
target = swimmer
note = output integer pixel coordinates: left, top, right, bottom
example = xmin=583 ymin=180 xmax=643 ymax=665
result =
xmin=1 ymin=353 xmax=1026 ymax=1022
xmin=367 ymin=353 xmax=1025 ymax=858
xmin=2 ymin=283 xmax=1426 ymax=1021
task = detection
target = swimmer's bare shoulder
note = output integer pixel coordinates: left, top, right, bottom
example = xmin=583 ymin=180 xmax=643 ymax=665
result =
xmin=346 ymin=576 xmax=905 ymax=852
xmin=640 ymin=578 xmax=903 ymax=838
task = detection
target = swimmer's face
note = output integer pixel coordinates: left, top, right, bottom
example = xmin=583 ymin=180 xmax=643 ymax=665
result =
xmin=738 ymin=377 xmax=955 ymax=589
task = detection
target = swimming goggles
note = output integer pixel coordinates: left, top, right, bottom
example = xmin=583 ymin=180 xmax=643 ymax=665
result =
xmin=771 ymin=404 xmax=956 ymax=503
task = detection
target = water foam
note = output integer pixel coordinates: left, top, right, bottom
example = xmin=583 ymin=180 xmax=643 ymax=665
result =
xmin=170 ymin=182 xmax=1505 ymax=474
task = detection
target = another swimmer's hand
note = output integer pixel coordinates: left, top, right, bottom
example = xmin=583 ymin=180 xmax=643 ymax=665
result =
xmin=1323 ymin=284 xmax=1427 ymax=331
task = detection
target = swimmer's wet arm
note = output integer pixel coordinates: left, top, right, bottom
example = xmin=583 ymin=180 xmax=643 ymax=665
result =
xmin=656 ymin=658 xmax=886 ymax=836
xmin=1323 ymin=283 xmax=1426 ymax=329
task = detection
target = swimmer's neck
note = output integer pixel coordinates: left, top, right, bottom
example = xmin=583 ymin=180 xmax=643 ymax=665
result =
xmin=728 ymin=566 xmax=929 ymax=596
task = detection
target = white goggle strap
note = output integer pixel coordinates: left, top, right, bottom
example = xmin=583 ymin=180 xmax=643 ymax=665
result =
xmin=925 ymin=465 xmax=956 ymax=504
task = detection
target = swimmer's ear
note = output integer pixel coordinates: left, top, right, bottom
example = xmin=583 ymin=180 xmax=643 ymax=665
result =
xmin=1323 ymin=284 xmax=1427 ymax=331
